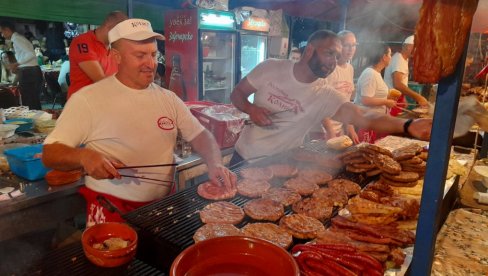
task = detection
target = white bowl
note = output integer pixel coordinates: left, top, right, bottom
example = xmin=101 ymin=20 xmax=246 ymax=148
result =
xmin=0 ymin=124 xmax=19 ymax=139
xmin=473 ymin=165 xmax=488 ymax=189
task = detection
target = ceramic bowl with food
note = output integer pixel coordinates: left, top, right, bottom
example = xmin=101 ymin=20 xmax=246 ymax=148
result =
xmin=81 ymin=222 xmax=138 ymax=267
xmin=170 ymin=236 xmax=299 ymax=276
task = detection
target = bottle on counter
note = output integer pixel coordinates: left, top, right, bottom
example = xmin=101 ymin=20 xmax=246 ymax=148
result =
xmin=168 ymin=54 xmax=187 ymax=101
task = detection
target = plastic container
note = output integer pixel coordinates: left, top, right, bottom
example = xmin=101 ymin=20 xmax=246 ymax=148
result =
xmin=0 ymin=124 xmax=19 ymax=139
xmin=190 ymin=106 xmax=244 ymax=149
xmin=4 ymin=144 xmax=49 ymax=181
xmin=4 ymin=118 xmax=34 ymax=132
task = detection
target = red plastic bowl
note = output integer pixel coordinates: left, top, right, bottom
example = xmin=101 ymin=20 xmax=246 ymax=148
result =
xmin=81 ymin=222 xmax=138 ymax=267
xmin=170 ymin=236 xmax=300 ymax=276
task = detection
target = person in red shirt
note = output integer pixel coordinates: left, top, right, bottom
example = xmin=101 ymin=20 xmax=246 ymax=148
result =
xmin=67 ymin=11 xmax=127 ymax=99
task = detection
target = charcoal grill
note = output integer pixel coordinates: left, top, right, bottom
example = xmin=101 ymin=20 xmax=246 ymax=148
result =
xmin=28 ymin=242 xmax=164 ymax=276
xmin=123 ymin=142 xmax=370 ymax=272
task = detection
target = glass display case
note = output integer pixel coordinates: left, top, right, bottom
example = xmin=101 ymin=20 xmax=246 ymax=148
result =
xmin=201 ymin=31 xmax=236 ymax=103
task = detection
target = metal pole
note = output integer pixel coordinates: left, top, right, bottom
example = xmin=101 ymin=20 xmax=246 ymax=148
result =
xmin=409 ymin=36 xmax=470 ymax=275
xmin=127 ymin=0 xmax=133 ymax=18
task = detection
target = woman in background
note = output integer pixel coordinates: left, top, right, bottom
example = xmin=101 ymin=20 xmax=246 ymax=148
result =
xmin=353 ymin=44 xmax=396 ymax=143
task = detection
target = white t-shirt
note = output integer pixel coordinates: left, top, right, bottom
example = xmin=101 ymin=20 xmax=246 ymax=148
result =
xmin=11 ymin=32 xmax=38 ymax=67
xmin=235 ymin=59 xmax=348 ymax=160
xmin=384 ymin=52 xmax=409 ymax=89
xmin=354 ymin=67 xmax=389 ymax=114
xmin=44 ymin=75 xmax=205 ymax=202
xmin=310 ymin=63 xmax=355 ymax=135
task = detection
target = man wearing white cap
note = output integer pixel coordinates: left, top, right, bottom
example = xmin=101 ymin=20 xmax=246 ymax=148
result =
xmin=42 ymin=18 xmax=237 ymax=227
xmin=384 ymin=35 xmax=428 ymax=108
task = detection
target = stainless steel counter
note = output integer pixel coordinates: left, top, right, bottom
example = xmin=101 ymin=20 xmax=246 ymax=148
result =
xmin=0 ymin=147 xmax=234 ymax=216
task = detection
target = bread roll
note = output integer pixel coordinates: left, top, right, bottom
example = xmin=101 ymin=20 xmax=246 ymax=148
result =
xmin=388 ymin=89 xmax=402 ymax=100
xmin=326 ymin=135 xmax=353 ymax=150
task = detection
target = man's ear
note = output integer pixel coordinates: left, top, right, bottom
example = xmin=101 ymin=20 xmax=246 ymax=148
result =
xmin=111 ymin=48 xmax=122 ymax=64
xmin=302 ymin=45 xmax=314 ymax=61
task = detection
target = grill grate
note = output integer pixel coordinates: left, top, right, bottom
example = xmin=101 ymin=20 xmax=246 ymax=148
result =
xmin=28 ymin=242 xmax=165 ymax=276
xmin=123 ymin=142 xmax=371 ymax=271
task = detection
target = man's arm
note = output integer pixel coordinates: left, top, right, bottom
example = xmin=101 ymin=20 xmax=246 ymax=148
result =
xmin=332 ymin=102 xmax=431 ymax=140
xmin=78 ymin=60 xmax=106 ymax=82
xmin=42 ymin=143 xmax=122 ymax=179
xmin=189 ymin=129 xmax=237 ymax=190
xmin=392 ymin=72 xmax=428 ymax=106
xmin=230 ymin=77 xmax=272 ymax=126
xmin=322 ymin=118 xmax=337 ymax=140
xmin=360 ymin=96 xmax=397 ymax=108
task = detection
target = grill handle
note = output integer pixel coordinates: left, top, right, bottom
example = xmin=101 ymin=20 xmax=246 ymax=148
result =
xmin=96 ymin=195 xmax=125 ymax=216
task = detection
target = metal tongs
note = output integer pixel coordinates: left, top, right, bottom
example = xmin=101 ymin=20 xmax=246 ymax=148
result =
xmin=395 ymin=106 xmax=420 ymax=117
xmin=117 ymin=163 xmax=178 ymax=187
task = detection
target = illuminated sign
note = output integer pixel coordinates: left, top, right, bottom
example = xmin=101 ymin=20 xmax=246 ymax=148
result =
xmin=242 ymin=16 xmax=270 ymax=32
xmin=199 ymin=10 xmax=235 ymax=30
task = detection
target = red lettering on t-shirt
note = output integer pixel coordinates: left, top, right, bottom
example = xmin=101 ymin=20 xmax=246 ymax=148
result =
xmin=157 ymin=117 xmax=175 ymax=130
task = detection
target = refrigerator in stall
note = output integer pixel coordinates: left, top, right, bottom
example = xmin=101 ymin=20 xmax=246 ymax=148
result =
xmin=165 ymin=9 xmax=238 ymax=103
xmin=238 ymin=15 xmax=269 ymax=80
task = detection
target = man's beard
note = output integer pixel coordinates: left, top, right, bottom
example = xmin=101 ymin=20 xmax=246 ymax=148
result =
xmin=307 ymin=50 xmax=333 ymax=78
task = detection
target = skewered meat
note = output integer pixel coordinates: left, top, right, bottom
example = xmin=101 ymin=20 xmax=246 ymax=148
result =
xmin=414 ymin=0 xmax=479 ymax=83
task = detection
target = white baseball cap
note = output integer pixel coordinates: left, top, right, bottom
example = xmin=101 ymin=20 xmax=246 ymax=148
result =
xmin=108 ymin=18 xmax=165 ymax=44
xmin=403 ymin=35 xmax=414 ymax=45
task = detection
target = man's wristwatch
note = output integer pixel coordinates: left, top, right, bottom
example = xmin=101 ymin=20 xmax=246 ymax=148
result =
xmin=403 ymin=119 xmax=414 ymax=135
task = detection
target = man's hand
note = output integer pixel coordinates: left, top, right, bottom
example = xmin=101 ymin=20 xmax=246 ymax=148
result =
xmin=207 ymin=164 xmax=237 ymax=192
xmin=248 ymin=105 xmax=272 ymax=126
xmin=417 ymin=96 xmax=430 ymax=107
xmin=385 ymin=99 xmax=397 ymax=108
xmin=407 ymin=118 xmax=432 ymax=140
xmin=347 ymin=125 xmax=360 ymax=144
xmin=79 ymin=148 xmax=124 ymax=180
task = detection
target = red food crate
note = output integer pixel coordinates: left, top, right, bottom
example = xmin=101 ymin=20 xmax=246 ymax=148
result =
xmin=190 ymin=105 xmax=245 ymax=149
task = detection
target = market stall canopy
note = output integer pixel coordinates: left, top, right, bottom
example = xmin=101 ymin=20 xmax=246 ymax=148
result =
xmin=0 ymin=0 xmax=167 ymax=29
xmin=0 ymin=0 xmax=486 ymax=34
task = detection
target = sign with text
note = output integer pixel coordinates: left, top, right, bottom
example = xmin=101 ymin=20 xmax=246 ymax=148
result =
xmin=165 ymin=9 xmax=199 ymax=101
xmin=241 ymin=16 xmax=270 ymax=32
